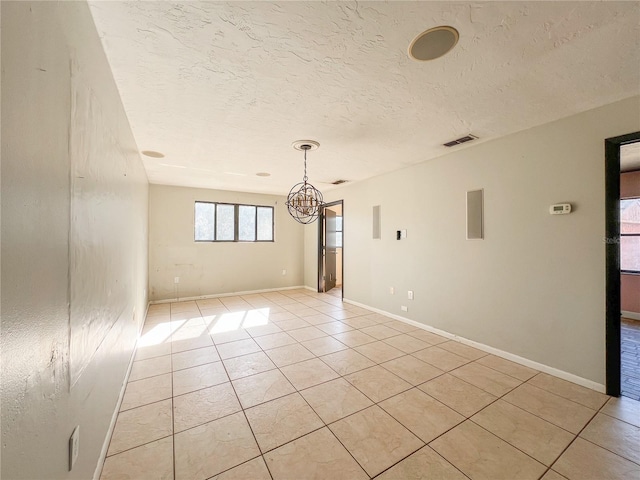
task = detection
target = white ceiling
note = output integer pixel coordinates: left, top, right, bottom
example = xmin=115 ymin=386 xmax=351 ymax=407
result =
xmin=88 ymin=1 xmax=640 ymax=195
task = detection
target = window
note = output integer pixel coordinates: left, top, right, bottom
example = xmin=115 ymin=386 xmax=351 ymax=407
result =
xmin=195 ymin=202 xmax=274 ymax=242
xmin=621 ymin=198 xmax=640 ymax=273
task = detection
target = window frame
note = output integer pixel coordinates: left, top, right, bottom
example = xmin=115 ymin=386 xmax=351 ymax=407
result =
xmin=194 ymin=201 xmax=274 ymax=243
xmin=621 ymin=196 xmax=640 ymax=275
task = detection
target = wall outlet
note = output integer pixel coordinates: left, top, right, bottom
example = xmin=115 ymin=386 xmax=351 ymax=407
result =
xmin=282 ymin=269 xmax=287 ymax=276
xmin=174 ymin=276 xmax=180 ymax=284
xmin=389 ymin=287 xmax=394 ymax=295
xmin=69 ymin=426 xmax=79 ymax=471
xmin=401 ymin=229 xmax=407 ymax=239
xmin=408 ymin=290 xmax=414 ymax=300
xmin=401 ymin=305 xmax=408 ymax=312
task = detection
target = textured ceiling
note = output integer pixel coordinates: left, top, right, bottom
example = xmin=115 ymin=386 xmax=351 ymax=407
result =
xmin=88 ymin=1 xmax=640 ymax=195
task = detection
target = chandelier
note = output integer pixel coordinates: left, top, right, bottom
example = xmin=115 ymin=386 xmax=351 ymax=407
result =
xmin=286 ymin=140 xmax=324 ymax=224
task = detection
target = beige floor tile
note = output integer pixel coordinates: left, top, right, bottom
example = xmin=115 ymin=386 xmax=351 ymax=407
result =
xmin=300 ymin=378 xmax=373 ymax=424
xmin=223 ymin=351 xmax=276 ymax=380
xmin=209 ymin=328 xmax=251 ymax=345
xmin=265 ymin=427 xmax=368 ymax=480
xmin=252 ymin=331 xmax=296 ymax=350
xmin=476 ymin=354 xmax=538 ymax=381
xmin=135 ymin=342 xmax=172 ymax=361
xmin=340 ymin=316 xmax=379 ymax=329
xmin=319 ymin=349 xmax=375 ymax=375
xmin=245 ymin=393 xmax=324 ymax=452
xmin=503 ymin=384 xmax=596 ymax=434
xmin=376 ymin=446 xmax=467 ymax=480
xmin=170 ymin=325 xmax=208 ymax=342
xmin=355 ymin=341 xmax=405 ymax=363
xmin=333 ymin=330 xmax=377 ymax=347
xmin=380 ymin=388 xmax=464 ymax=443
xmin=107 ymin=399 xmax=173 ymax=456
xmin=280 ymin=357 xmax=339 ymax=390
xmin=381 ymin=355 xmax=443 ymax=385
xmin=171 ymin=301 xmax=199 ymax=313
xmin=171 ymin=334 xmax=214 ymax=354
xmin=268 ymin=311 xmax=299 ymax=322
xmin=579 ymin=412 xmax=640 ymax=464
xmin=172 ymin=346 xmax=220 ymax=371
xmin=359 ymin=324 xmax=401 ymax=340
xmin=540 ymin=470 xmax=568 ymax=480
xmin=383 ymin=334 xmax=430 ymax=353
xmin=431 ymin=420 xmax=546 ymax=480
xmin=216 ymin=338 xmax=261 ymax=359
xmin=301 ymin=336 xmax=348 ymax=356
xmin=196 ymin=298 xmax=224 ymax=309
xmin=245 ymin=323 xmax=283 ymax=337
xmin=316 ymin=321 xmax=354 ymax=335
xmin=121 ymin=373 xmax=172 ymax=411
xmin=101 ymin=436 xmax=173 ymax=480
xmin=528 ymin=373 xmax=609 ymax=410
xmin=173 ymin=382 xmax=241 ymax=433
xmin=418 ymin=374 xmax=497 ymax=417
xmin=406 ymin=329 xmax=448 ymax=345
xmin=273 ymin=317 xmax=310 ymax=330
xmin=287 ymin=325 xmax=327 ymax=342
xmin=450 ymin=362 xmax=522 ymax=396
xmin=174 ymin=411 xmax=260 ymax=480
xmin=601 ymin=395 xmax=640 ymax=427
xmin=384 ymin=320 xmax=420 ymax=333
xmin=330 ymin=405 xmax=424 ymax=477
xmin=472 ymin=399 xmax=574 ymax=466
xmin=412 ymin=346 xmax=469 ymax=371
xmin=265 ymin=343 xmax=315 ymax=367
xmin=302 ymin=313 xmax=335 ymax=325
xmin=345 ymin=365 xmax=412 ymax=402
xmin=211 ymin=457 xmax=271 ymax=480
xmin=553 ymin=437 xmax=640 ymax=480
xmin=438 ymin=341 xmax=487 ymax=360
xmin=129 ymin=355 xmax=172 ymax=382
xmin=172 ymin=361 xmax=228 ymax=396
xmin=232 ymin=369 xmax=296 ymax=408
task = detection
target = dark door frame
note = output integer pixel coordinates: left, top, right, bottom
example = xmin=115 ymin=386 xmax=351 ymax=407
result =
xmin=317 ymin=200 xmax=344 ymax=300
xmin=605 ymin=131 xmax=640 ymax=396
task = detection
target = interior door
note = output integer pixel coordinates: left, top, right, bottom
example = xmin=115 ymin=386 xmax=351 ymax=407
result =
xmin=324 ymin=209 xmax=337 ymax=292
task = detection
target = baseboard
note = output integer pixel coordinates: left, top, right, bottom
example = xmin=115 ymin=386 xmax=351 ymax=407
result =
xmin=149 ymin=285 xmax=307 ymax=304
xmin=622 ymin=310 xmax=640 ymax=321
xmin=92 ymin=309 xmax=147 ymax=480
xmin=343 ymin=298 xmax=606 ymax=394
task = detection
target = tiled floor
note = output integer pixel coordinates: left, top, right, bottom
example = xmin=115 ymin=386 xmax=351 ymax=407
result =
xmin=622 ymin=317 xmax=640 ymax=401
xmin=100 ymin=289 xmax=640 ymax=480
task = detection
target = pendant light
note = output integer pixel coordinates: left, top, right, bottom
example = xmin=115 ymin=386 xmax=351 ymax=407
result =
xmin=286 ymin=140 xmax=324 ymax=224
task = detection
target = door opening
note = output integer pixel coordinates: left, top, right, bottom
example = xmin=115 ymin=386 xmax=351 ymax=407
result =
xmin=318 ymin=200 xmax=343 ymax=299
xmin=605 ymin=131 xmax=640 ymax=397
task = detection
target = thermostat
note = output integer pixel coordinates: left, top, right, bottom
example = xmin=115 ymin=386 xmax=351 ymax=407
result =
xmin=549 ymin=203 xmax=571 ymax=215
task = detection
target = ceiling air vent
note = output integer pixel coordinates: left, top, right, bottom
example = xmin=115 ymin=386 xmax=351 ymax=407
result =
xmin=332 ymin=179 xmax=348 ymax=185
xmin=443 ymin=134 xmax=478 ymax=147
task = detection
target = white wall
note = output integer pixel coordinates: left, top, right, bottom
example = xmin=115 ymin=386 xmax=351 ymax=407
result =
xmin=1 ymin=2 xmax=149 ymax=479
xmin=149 ymin=185 xmax=304 ymax=301
xmin=306 ymin=96 xmax=640 ymax=386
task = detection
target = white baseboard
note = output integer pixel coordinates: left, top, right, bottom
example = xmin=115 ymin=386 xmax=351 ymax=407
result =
xmin=343 ymin=298 xmax=606 ymax=394
xmin=93 ymin=307 xmax=148 ymax=480
xmin=622 ymin=311 xmax=640 ymax=321
xmin=149 ymin=285 xmax=307 ymax=304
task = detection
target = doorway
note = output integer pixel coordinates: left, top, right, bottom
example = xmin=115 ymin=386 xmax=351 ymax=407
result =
xmin=604 ymin=131 xmax=640 ymax=397
xmin=318 ymin=200 xmax=343 ymax=298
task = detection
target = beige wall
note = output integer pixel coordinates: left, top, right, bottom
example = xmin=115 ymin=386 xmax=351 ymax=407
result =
xmin=149 ymin=185 xmax=304 ymax=301
xmin=1 ymin=2 xmax=149 ymax=479
xmin=306 ymin=96 xmax=640 ymax=386
xmin=621 ymin=170 xmax=640 ymax=315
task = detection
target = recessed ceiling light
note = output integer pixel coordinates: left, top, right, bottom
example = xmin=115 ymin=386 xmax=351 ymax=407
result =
xmin=409 ymin=26 xmax=459 ymax=61
xmin=141 ymin=150 xmax=165 ymax=158
xmin=256 ymin=172 xmax=271 ymax=177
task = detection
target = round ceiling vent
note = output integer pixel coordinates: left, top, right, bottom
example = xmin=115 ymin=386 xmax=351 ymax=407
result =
xmin=409 ymin=26 xmax=459 ymax=61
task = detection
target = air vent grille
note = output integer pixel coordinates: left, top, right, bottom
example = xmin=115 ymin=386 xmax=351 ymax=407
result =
xmin=443 ymin=134 xmax=478 ymax=147
xmin=332 ymin=179 xmax=348 ymax=185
